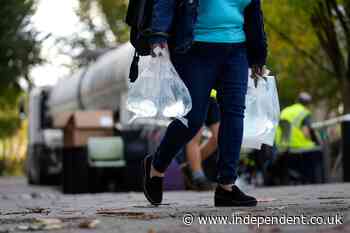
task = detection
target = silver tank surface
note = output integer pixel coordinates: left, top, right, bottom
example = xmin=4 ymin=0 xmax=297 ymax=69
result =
xmin=48 ymin=43 xmax=141 ymax=115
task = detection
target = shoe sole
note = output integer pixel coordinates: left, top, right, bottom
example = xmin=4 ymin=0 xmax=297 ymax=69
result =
xmin=143 ymin=156 xmax=161 ymax=206
xmin=214 ymin=198 xmax=257 ymax=207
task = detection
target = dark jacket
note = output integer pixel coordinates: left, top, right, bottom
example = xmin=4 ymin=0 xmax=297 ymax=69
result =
xmin=150 ymin=0 xmax=268 ymax=67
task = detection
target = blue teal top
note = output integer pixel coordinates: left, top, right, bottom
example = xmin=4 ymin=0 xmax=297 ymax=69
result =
xmin=194 ymin=0 xmax=252 ymax=43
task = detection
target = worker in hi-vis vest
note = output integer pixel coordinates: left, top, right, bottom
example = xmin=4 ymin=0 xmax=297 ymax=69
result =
xmin=275 ymin=92 xmax=324 ymax=184
xmin=275 ymin=92 xmax=318 ymax=151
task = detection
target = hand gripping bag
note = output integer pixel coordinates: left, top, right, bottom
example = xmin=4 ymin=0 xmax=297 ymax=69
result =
xmin=126 ymin=48 xmax=192 ymax=124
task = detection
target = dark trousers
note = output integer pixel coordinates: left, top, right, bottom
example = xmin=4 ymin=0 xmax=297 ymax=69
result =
xmin=152 ymin=42 xmax=249 ymax=185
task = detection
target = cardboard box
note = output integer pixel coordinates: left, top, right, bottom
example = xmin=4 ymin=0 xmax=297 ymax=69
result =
xmin=53 ymin=111 xmax=114 ymax=147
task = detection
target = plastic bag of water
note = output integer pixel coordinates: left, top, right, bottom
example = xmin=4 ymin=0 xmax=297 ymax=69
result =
xmin=126 ymin=48 xmax=192 ymax=123
xmin=242 ymin=72 xmax=280 ymax=149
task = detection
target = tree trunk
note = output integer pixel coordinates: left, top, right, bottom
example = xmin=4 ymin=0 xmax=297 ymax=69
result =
xmin=342 ymin=79 xmax=350 ymax=114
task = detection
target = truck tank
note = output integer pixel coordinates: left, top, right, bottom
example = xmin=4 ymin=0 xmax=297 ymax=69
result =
xmin=48 ymin=43 xmax=140 ymax=115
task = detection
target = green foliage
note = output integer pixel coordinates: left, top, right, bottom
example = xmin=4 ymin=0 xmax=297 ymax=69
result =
xmin=0 ymin=119 xmax=28 ymax=176
xmin=61 ymin=0 xmax=129 ymax=66
xmin=97 ymin=0 xmax=129 ymax=42
xmin=77 ymin=0 xmax=129 ymax=48
xmin=0 ymin=86 xmax=22 ymax=139
xmin=0 ymin=159 xmax=25 ymax=176
xmin=263 ymin=0 xmax=324 ymax=106
xmin=0 ymin=0 xmax=40 ymax=138
xmin=0 ymin=0 xmax=41 ymax=89
xmin=263 ymin=0 xmax=349 ymax=112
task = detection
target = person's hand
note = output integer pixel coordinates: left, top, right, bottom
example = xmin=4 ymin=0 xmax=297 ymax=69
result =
xmin=251 ymin=65 xmax=267 ymax=87
xmin=151 ymin=42 xmax=168 ymax=57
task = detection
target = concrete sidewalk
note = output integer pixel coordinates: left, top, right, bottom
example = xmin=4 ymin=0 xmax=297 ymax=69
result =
xmin=0 ymin=177 xmax=349 ymax=233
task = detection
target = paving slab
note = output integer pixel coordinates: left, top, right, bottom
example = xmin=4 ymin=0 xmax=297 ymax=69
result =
xmin=0 ymin=177 xmax=349 ymax=233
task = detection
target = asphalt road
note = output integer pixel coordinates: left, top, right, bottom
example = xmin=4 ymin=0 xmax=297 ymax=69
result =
xmin=0 ymin=177 xmax=349 ymax=233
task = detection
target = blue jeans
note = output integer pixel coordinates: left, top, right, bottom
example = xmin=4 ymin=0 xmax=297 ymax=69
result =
xmin=152 ymin=42 xmax=249 ymax=185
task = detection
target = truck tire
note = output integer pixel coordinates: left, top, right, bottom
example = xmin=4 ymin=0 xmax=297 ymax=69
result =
xmin=27 ymin=145 xmax=48 ymax=185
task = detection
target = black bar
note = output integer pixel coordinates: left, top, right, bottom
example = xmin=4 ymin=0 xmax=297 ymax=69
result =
xmin=342 ymin=120 xmax=350 ymax=182
xmin=62 ymin=147 xmax=89 ymax=194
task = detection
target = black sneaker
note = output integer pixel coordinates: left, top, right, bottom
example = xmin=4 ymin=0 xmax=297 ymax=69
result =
xmin=214 ymin=185 xmax=257 ymax=207
xmin=143 ymin=155 xmax=163 ymax=206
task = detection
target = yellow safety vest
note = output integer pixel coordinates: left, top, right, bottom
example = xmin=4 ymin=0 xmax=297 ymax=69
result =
xmin=210 ymin=89 xmax=217 ymax=99
xmin=275 ymin=103 xmax=316 ymax=150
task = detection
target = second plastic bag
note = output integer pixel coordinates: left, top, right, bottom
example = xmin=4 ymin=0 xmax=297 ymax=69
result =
xmin=242 ymin=73 xmax=280 ymax=149
xmin=126 ymin=48 xmax=192 ymax=123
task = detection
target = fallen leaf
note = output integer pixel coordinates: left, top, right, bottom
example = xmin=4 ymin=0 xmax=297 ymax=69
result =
xmin=35 ymin=218 xmax=62 ymax=225
xmin=31 ymin=218 xmax=64 ymax=231
xmin=257 ymin=198 xmax=277 ymax=203
xmin=42 ymin=224 xmax=63 ymax=230
xmin=29 ymin=225 xmax=42 ymax=231
xmin=79 ymin=219 xmax=100 ymax=229
xmin=17 ymin=225 xmax=29 ymax=231
xmin=267 ymin=206 xmax=286 ymax=210
xmin=3 ymin=209 xmax=50 ymax=216
xmin=25 ymin=207 xmax=50 ymax=214
xmin=60 ymin=209 xmax=81 ymax=215
xmin=96 ymin=210 xmax=161 ymax=220
xmin=96 ymin=208 xmax=127 ymax=214
xmin=318 ymin=196 xmax=350 ymax=200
